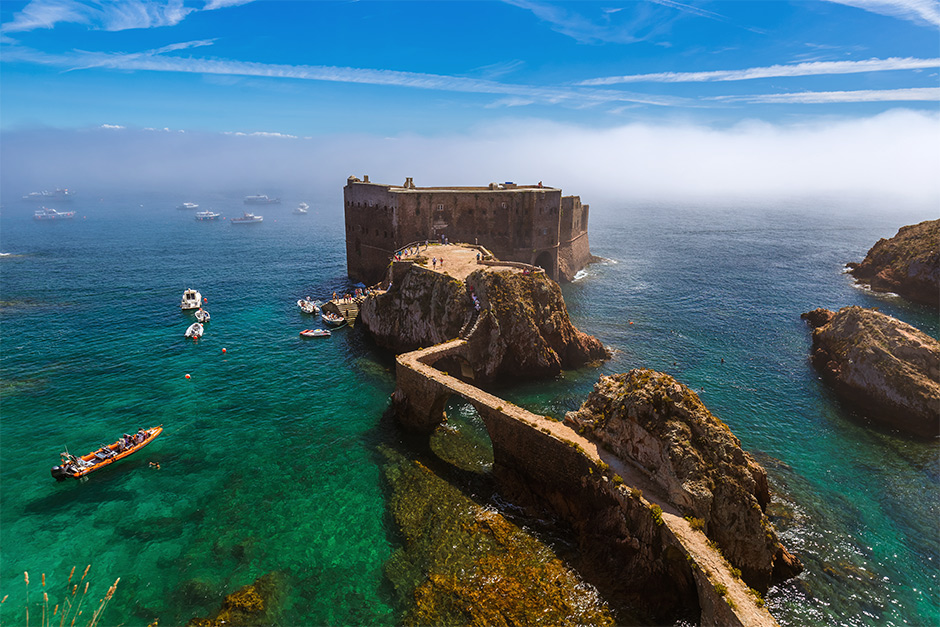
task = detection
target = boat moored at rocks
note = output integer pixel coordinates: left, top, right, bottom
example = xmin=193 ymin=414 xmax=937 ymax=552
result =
xmin=300 ymin=328 xmax=331 ymax=338
xmin=185 ymin=322 xmax=204 ymax=338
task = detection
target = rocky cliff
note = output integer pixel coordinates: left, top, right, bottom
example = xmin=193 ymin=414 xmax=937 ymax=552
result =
xmin=564 ymin=369 xmax=803 ymax=593
xmin=802 ymin=306 xmax=940 ymax=437
xmin=846 ymin=219 xmax=940 ymax=307
xmin=359 ymin=262 xmax=609 ymax=381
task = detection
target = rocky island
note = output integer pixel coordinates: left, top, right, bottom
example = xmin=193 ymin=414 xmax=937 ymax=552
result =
xmin=359 ymin=244 xmax=609 ymax=381
xmin=802 ymin=306 xmax=940 ymax=437
xmin=846 ymin=219 xmax=939 ymax=307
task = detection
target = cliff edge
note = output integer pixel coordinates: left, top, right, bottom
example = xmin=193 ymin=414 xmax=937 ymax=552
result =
xmin=564 ymin=369 xmax=803 ymax=593
xmin=360 ymin=260 xmax=609 ymax=381
xmin=846 ymin=219 xmax=940 ymax=307
xmin=802 ymin=306 xmax=940 ymax=437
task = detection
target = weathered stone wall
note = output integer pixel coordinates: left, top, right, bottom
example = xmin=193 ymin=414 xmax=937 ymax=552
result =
xmin=344 ymin=176 xmax=592 ymax=284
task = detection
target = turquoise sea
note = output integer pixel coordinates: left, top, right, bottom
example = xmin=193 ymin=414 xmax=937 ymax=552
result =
xmin=1 ymin=191 xmax=937 ymax=626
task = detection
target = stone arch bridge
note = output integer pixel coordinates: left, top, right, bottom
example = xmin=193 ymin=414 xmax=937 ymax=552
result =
xmin=392 ymin=339 xmax=777 ymax=627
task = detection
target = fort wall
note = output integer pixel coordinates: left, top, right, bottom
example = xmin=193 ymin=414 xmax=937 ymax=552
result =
xmin=344 ymin=176 xmax=593 ymax=284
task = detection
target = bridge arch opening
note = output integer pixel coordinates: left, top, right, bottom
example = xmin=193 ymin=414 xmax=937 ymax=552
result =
xmin=428 ymin=394 xmax=494 ymax=474
xmin=534 ymin=251 xmax=554 ymax=277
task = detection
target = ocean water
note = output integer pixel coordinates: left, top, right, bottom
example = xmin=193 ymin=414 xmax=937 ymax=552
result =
xmin=1 ymin=191 xmax=937 ymax=626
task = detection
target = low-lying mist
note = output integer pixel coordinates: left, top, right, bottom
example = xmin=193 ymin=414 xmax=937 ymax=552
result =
xmin=2 ymin=109 xmax=938 ymax=214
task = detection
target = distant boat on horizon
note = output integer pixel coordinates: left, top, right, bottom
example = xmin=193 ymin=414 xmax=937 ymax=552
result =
xmin=231 ymin=212 xmax=263 ymax=224
xmin=244 ymin=195 xmax=280 ymax=205
xmin=177 ymin=202 xmax=199 ymax=210
xmin=34 ymin=207 xmax=76 ymax=220
xmin=294 ymin=202 xmax=309 ymax=215
xmin=195 ymin=210 xmax=221 ymax=221
xmin=24 ymin=188 xmax=75 ymax=202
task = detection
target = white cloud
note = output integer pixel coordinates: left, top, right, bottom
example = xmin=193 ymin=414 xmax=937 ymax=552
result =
xmin=581 ymin=57 xmax=940 ymax=85
xmin=822 ymin=0 xmax=940 ymax=27
xmin=717 ymin=87 xmax=940 ymax=104
xmin=223 ymin=130 xmax=298 ymax=138
xmin=2 ymin=43 xmax=689 ymax=109
xmin=1 ymin=0 xmax=248 ymax=34
xmin=100 ymin=123 xmax=125 ymax=129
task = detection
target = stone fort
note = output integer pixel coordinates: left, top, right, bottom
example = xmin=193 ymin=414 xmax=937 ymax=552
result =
xmin=344 ymin=176 xmax=593 ymax=284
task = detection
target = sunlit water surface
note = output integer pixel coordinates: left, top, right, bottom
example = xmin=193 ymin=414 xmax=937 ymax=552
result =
xmin=1 ymin=192 xmax=937 ymax=625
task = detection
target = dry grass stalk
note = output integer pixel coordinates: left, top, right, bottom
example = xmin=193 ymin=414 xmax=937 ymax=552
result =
xmin=87 ymin=579 xmax=119 ymax=627
xmin=25 ymin=571 xmax=30 ymax=627
xmin=68 ymin=582 xmax=90 ymax=627
xmin=66 ymin=567 xmax=76 ymax=587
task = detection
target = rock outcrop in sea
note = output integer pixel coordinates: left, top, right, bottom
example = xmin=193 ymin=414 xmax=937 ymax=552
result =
xmin=186 ymin=572 xmax=284 ymax=627
xmin=564 ymin=369 xmax=803 ymax=593
xmin=359 ymin=262 xmax=609 ymax=381
xmin=846 ymin=219 xmax=940 ymax=307
xmin=802 ymin=306 xmax=940 ymax=437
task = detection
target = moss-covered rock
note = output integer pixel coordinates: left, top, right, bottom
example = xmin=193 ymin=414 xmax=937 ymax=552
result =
xmin=802 ymin=305 xmax=940 ymax=437
xmin=380 ymin=445 xmax=616 ymax=626
xmin=564 ymin=369 xmax=802 ymax=593
xmin=185 ymin=572 xmax=284 ymax=627
xmin=846 ymin=219 xmax=939 ymax=307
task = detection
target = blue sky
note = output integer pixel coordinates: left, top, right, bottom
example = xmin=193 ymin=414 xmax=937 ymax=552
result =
xmin=1 ymin=0 xmax=938 ymax=201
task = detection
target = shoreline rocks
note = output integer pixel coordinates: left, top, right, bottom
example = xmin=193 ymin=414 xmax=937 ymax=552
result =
xmin=802 ymin=306 xmax=940 ymax=437
xmin=564 ymin=369 xmax=803 ymax=593
xmin=846 ymin=219 xmax=939 ymax=307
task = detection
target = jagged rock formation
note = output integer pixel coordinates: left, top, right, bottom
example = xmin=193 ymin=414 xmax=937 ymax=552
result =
xmin=802 ymin=306 xmax=940 ymax=437
xmin=359 ymin=263 xmax=609 ymax=381
xmin=846 ymin=219 xmax=940 ymax=307
xmin=564 ymin=369 xmax=803 ymax=593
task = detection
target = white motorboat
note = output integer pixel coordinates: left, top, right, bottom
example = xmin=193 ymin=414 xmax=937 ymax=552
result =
xmin=294 ymin=202 xmax=309 ymax=215
xmin=33 ymin=207 xmax=76 ymax=220
xmin=181 ymin=289 xmax=203 ymax=310
xmin=194 ymin=308 xmax=210 ymax=323
xmin=297 ymin=298 xmax=319 ymax=314
xmin=231 ymin=212 xmax=263 ymax=224
xmin=300 ymin=328 xmax=331 ymax=338
xmin=185 ymin=322 xmax=204 ymax=338
xmin=244 ymin=195 xmax=280 ymax=205
xmin=321 ymin=312 xmax=345 ymax=326
xmin=194 ymin=210 xmax=220 ymax=221
xmin=177 ymin=202 xmax=199 ymax=210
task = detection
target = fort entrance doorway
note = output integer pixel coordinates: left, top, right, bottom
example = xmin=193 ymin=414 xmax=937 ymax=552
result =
xmin=534 ymin=251 xmax=554 ymax=278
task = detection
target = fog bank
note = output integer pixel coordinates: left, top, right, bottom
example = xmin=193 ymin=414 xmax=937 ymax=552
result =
xmin=3 ymin=109 xmax=938 ymax=210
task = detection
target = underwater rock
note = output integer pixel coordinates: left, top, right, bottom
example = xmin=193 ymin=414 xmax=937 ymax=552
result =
xmin=380 ymin=445 xmax=616 ymax=626
xmin=185 ymin=572 xmax=284 ymax=627
xmin=846 ymin=219 xmax=940 ymax=307
xmin=564 ymin=369 xmax=803 ymax=593
xmin=360 ymin=262 xmax=608 ymax=382
xmin=802 ymin=305 xmax=940 ymax=437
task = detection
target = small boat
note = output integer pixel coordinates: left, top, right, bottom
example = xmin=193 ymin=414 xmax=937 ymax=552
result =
xmin=294 ymin=202 xmax=309 ymax=215
xmin=177 ymin=202 xmax=199 ymax=210
xmin=244 ymin=195 xmax=280 ymax=205
xmin=231 ymin=212 xmax=263 ymax=224
xmin=297 ymin=298 xmax=319 ymax=314
xmin=51 ymin=426 xmax=163 ymax=481
xmin=34 ymin=207 xmax=76 ymax=220
xmin=194 ymin=210 xmax=220 ymax=221
xmin=185 ymin=322 xmax=204 ymax=338
xmin=300 ymin=328 xmax=331 ymax=338
xmin=321 ymin=312 xmax=345 ymax=326
xmin=194 ymin=308 xmax=210 ymax=323
xmin=181 ymin=289 xmax=203 ymax=310
xmin=24 ymin=189 xmax=74 ymax=203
